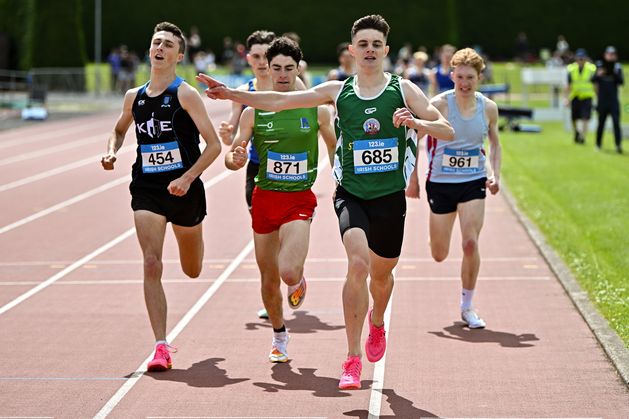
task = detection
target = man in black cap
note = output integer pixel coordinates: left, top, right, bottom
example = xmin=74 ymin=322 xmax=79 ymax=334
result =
xmin=593 ymin=46 xmax=624 ymax=153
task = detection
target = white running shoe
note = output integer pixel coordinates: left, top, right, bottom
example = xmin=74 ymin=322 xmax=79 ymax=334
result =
xmin=269 ymin=332 xmax=289 ymax=363
xmin=461 ymin=308 xmax=486 ymax=329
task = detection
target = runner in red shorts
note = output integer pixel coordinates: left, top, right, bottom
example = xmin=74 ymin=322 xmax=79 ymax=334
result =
xmin=224 ymin=37 xmax=336 ymax=363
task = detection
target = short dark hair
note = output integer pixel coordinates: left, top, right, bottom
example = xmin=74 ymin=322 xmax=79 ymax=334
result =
xmin=351 ymin=15 xmax=390 ymax=40
xmin=153 ymin=22 xmax=185 ymax=53
xmin=246 ymin=30 xmax=276 ymax=50
xmin=282 ymin=32 xmax=301 ymax=45
xmin=265 ymin=37 xmax=303 ymax=65
xmin=337 ymin=42 xmax=350 ymax=57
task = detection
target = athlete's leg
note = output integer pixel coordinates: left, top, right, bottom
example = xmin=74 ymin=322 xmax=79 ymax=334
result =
xmin=457 ymin=199 xmax=485 ymax=291
xmin=368 ymin=252 xmax=397 ymax=327
xmin=428 ymin=211 xmax=457 ymax=262
xmin=342 ymin=228 xmax=370 ymax=356
xmin=172 ymin=223 xmax=204 ymax=278
xmin=277 ymin=219 xmax=311 ymax=287
xmin=254 ymin=231 xmax=283 ymax=330
xmin=134 ymin=210 xmax=168 ymax=341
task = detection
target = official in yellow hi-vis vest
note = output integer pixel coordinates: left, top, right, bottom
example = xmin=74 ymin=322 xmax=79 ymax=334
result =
xmin=565 ymin=48 xmax=597 ymax=144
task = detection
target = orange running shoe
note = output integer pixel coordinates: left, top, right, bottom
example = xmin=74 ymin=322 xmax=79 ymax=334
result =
xmin=287 ymin=277 xmax=307 ymax=309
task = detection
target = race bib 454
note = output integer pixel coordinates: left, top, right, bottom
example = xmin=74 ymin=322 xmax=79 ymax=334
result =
xmin=141 ymin=141 xmax=183 ymax=173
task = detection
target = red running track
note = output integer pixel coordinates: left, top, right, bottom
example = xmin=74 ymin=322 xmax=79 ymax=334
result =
xmin=0 ymin=100 xmax=627 ymax=418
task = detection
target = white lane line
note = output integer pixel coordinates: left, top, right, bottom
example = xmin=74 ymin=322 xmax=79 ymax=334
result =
xmin=0 ymin=377 xmax=128 ymax=381
xmin=0 ymin=256 xmax=541 ymax=267
xmin=0 ymin=123 xmax=103 ymax=149
xmin=0 ymin=170 xmax=235 ymax=313
xmin=0 ymin=145 xmax=134 ymax=193
xmin=0 ymin=229 xmax=136 ymax=315
xmin=0 ymin=175 xmax=130 ymax=235
xmin=368 ymin=288 xmax=394 ymax=419
xmin=94 ymin=240 xmax=255 ymax=419
xmin=0 ymin=133 xmax=107 ymax=166
xmin=146 ymin=417 xmax=327 ymax=419
xmin=0 ymin=276 xmax=554 ymax=286
xmin=0 ymin=167 xmax=233 ymax=235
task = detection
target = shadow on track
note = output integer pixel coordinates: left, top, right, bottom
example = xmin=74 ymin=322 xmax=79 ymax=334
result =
xmin=428 ymin=322 xmax=539 ymax=348
xmin=143 ymin=357 xmax=249 ymax=388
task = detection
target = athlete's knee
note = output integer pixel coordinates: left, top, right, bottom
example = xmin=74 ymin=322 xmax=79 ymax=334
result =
xmin=430 ymin=245 xmax=449 ymax=262
xmin=260 ymin=274 xmax=281 ymax=296
xmin=347 ymin=255 xmax=369 ymax=280
xmin=279 ymin=264 xmax=303 ymax=286
xmin=462 ymin=238 xmax=478 ymax=257
xmin=182 ymin=261 xmax=202 ymax=279
xmin=143 ymin=254 xmax=162 ymax=278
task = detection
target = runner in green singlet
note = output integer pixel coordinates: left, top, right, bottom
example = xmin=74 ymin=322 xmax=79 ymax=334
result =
xmin=198 ymin=15 xmax=454 ymax=388
xmin=224 ymin=37 xmax=336 ymax=363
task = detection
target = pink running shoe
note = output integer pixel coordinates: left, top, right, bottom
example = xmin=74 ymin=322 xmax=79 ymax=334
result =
xmin=147 ymin=343 xmax=176 ymax=372
xmin=339 ymin=355 xmax=362 ymax=390
xmin=365 ymin=309 xmax=386 ymax=363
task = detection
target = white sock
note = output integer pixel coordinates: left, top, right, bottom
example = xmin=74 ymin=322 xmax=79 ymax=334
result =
xmin=155 ymin=340 xmax=168 ymax=347
xmin=461 ymin=288 xmax=475 ymax=311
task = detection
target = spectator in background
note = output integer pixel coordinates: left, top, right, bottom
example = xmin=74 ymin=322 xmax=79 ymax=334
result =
xmin=221 ymin=36 xmax=234 ymax=66
xmin=327 ymin=42 xmax=355 ymax=81
xmin=117 ymin=46 xmax=137 ymax=94
xmin=187 ymin=26 xmax=202 ymax=63
xmin=404 ymin=51 xmax=430 ymax=95
xmin=231 ymin=42 xmax=247 ymax=75
xmin=565 ymin=48 xmax=597 ymax=144
xmin=593 ymin=46 xmax=624 ymax=153
xmin=429 ymin=44 xmax=456 ymax=96
xmin=514 ymin=32 xmax=530 ymax=63
xmin=107 ymin=47 xmax=121 ymax=92
xmin=556 ymin=35 xmax=570 ymax=63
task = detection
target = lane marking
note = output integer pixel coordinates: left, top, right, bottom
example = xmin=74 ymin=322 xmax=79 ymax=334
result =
xmin=94 ymin=240 xmax=255 ymax=419
xmin=0 ymin=175 xmax=130 ymax=235
xmin=368 ymin=288 xmax=393 ymax=419
xmin=0 ymin=122 xmax=106 ymax=149
xmin=0 ymin=229 xmax=136 ymax=315
xmin=0 ymin=145 xmax=134 ymax=193
xmin=0 ymin=170 xmax=235 ymax=313
xmin=0 ymin=377 xmax=128 ymax=381
xmin=0 ymin=256 xmax=542 ymax=267
xmin=0 ymin=133 xmax=108 ymax=166
xmin=0 ymin=276 xmax=554 ymax=287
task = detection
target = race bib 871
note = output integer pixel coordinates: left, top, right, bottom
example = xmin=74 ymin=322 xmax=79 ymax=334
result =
xmin=141 ymin=141 xmax=183 ymax=173
xmin=266 ymin=151 xmax=308 ymax=181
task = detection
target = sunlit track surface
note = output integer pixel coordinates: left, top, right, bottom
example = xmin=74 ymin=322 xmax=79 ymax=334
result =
xmin=0 ymin=101 xmax=627 ymax=418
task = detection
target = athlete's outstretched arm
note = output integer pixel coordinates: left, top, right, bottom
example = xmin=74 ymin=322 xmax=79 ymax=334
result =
xmin=101 ymin=89 xmax=137 ymax=170
xmin=195 ymin=73 xmax=340 ymax=111
xmin=169 ymin=83 xmax=222 ymax=196
xmin=485 ymin=99 xmax=502 ymax=195
xmin=317 ymin=106 xmax=337 ymax=167
xmin=395 ymin=80 xmax=454 ymax=140
xmin=225 ymin=107 xmax=254 ymax=171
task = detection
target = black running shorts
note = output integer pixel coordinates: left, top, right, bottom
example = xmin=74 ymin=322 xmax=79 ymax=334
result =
xmin=130 ymin=179 xmax=206 ymax=227
xmin=333 ymin=185 xmax=406 ymax=259
xmin=425 ymin=177 xmax=487 ymax=214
